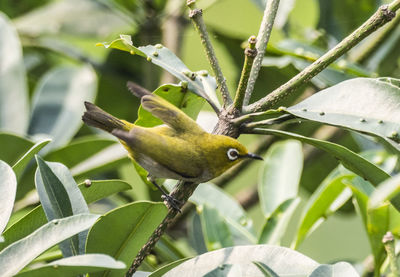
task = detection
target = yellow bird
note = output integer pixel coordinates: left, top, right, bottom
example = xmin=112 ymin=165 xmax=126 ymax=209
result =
xmin=82 ymin=82 xmax=262 ymax=210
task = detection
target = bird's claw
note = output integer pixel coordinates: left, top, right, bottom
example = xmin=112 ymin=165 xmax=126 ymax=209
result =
xmin=161 ymin=194 xmax=182 ymax=213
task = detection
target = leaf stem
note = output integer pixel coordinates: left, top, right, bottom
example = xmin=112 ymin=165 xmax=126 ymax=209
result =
xmin=243 ymin=0 xmax=281 ymax=106
xmin=187 ymin=0 xmax=233 ymax=107
xmin=244 ymin=2 xmax=399 ymax=113
xmin=233 ymin=36 xmax=257 ymax=110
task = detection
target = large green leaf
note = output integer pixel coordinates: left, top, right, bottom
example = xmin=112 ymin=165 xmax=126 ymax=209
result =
xmin=308 ymin=262 xmax=359 ymax=277
xmin=294 ymin=174 xmax=354 ymax=248
xmin=258 ymin=140 xmax=303 ymax=217
xmin=44 ymin=136 xmax=129 ymax=180
xmin=14 ymin=254 xmax=125 ymax=277
xmin=98 ymin=35 xmax=220 ymax=110
xmin=1 ymin=180 xmax=130 ymax=251
xmin=286 ymin=78 xmax=400 ymax=146
xmin=0 ymin=133 xmax=34 ymax=166
xmin=35 ymin=156 xmax=89 ymax=256
xmin=250 ymin=129 xmax=390 ymax=186
xmin=164 ymin=245 xmax=319 ymax=277
xmin=28 ymin=65 xmax=97 ymax=149
xmin=0 ymin=12 xmax=29 ymax=135
xmin=86 ymin=201 xmax=168 ymax=277
xmin=0 ymin=160 xmax=17 ymax=234
xmin=44 ymin=136 xmax=116 ymax=169
xmin=70 ymin=144 xmax=129 ymax=179
xmin=187 ymin=182 xmax=256 ymax=244
xmin=12 ymin=139 xmax=51 ymax=180
xmin=258 ymin=198 xmax=300 ymax=245
xmin=198 ymin=204 xmax=234 ymax=251
xmin=135 ymin=84 xmax=204 ymax=127
xmin=0 ymin=214 xmax=99 ymax=277
xmin=346 ymin=177 xmax=400 ymax=271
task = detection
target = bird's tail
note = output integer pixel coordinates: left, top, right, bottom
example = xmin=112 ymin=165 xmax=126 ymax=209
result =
xmin=82 ymin=102 xmax=130 ymax=133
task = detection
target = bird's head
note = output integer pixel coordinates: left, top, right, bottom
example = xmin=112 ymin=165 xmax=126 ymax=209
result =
xmin=205 ymin=135 xmax=263 ymax=178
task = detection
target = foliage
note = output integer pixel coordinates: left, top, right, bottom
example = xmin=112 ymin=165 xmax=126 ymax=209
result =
xmin=1 ymin=0 xmax=400 ymax=276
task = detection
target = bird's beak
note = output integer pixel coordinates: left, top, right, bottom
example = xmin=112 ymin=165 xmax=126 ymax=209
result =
xmin=246 ymin=152 xmax=263 ymax=160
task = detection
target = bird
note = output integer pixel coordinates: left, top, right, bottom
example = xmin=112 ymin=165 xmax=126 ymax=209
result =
xmin=82 ymin=81 xmax=262 ymax=211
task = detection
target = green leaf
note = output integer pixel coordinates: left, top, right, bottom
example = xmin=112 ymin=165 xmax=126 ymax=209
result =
xmin=28 ymin=65 xmax=97 ymax=149
xmin=294 ymin=174 xmax=354 ymax=248
xmin=0 ymin=160 xmax=17 ymax=233
xmin=0 ymin=133 xmax=34 ymax=166
xmin=148 ymin=257 xmax=191 ymax=277
xmin=308 ymin=262 xmax=359 ymax=277
xmin=44 ymin=136 xmax=129 ymax=180
xmin=198 ymin=204 xmax=234 ymax=251
xmin=258 ymin=198 xmax=300 ymax=245
xmin=188 ymin=182 xmax=256 ymax=244
xmin=86 ymin=201 xmax=168 ymax=277
xmin=251 ymin=129 xmax=390 ymax=186
xmin=369 ymin=174 xmax=400 ymax=210
xmin=35 ymin=156 xmax=89 ymax=256
xmin=347 ymin=177 xmax=388 ymax=270
xmin=1 ymin=180 xmax=130 ymax=251
xmin=70 ymin=144 xmax=129 ymax=179
xmin=0 ymin=12 xmax=29 ymax=135
xmin=286 ymin=78 xmax=400 ymax=145
xmin=135 ymin=84 xmax=204 ymax=127
xmin=44 ymin=136 xmax=116 ymax=169
xmin=12 ymin=139 xmax=51 ymax=180
xmin=164 ymin=245 xmax=319 ymax=277
xmin=78 ymin=179 xmax=132 ymax=204
xmin=0 ymin=214 xmax=99 ymax=277
xmin=253 ymin=261 xmax=279 ymax=277
xmin=14 ymin=254 xmax=125 ymax=277
xmin=258 ymin=140 xmax=303 ymax=217
xmin=98 ymin=35 xmax=220 ymax=110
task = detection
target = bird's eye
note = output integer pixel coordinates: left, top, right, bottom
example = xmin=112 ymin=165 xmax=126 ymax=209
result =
xmin=227 ymin=148 xmax=239 ymax=161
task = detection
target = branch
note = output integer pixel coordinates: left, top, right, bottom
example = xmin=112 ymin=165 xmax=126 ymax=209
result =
xmin=244 ymin=2 xmax=399 ymax=113
xmin=243 ymin=0 xmax=281 ymax=106
xmin=233 ymin=36 xmax=257 ymax=110
xmin=125 ymin=181 xmax=197 ymax=276
xmin=187 ymin=0 xmax=233 ymax=107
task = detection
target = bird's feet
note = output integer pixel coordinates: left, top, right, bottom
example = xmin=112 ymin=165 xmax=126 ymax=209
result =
xmin=161 ymin=194 xmax=182 ymax=213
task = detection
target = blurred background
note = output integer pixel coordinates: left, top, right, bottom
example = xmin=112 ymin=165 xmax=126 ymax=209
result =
xmin=1 ymin=0 xmax=400 ymax=270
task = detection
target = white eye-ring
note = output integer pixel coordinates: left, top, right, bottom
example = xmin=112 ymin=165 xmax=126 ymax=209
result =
xmin=227 ymin=148 xmax=239 ymax=161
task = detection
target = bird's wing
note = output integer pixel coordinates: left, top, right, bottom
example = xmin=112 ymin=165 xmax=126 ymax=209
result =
xmin=127 ymin=81 xmax=204 ymax=134
xmin=141 ymin=95 xmax=204 ymax=134
xmin=112 ymin=127 xmax=205 ymax=179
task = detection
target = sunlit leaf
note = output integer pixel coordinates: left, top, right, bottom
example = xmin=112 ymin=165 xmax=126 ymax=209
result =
xmin=0 ymin=161 xmax=17 ymax=234
xmin=0 ymin=214 xmax=99 ymax=277
xmin=0 ymin=12 xmax=29 ymax=135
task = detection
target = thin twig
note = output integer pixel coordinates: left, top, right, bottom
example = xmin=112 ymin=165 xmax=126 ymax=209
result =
xmin=125 ymin=181 xmax=197 ymax=276
xmin=243 ymin=0 xmax=281 ymax=106
xmin=187 ymin=0 xmax=233 ymax=107
xmin=244 ymin=2 xmax=400 ymax=113
xmin=233 ymin=36 xmax=257 ymax=110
